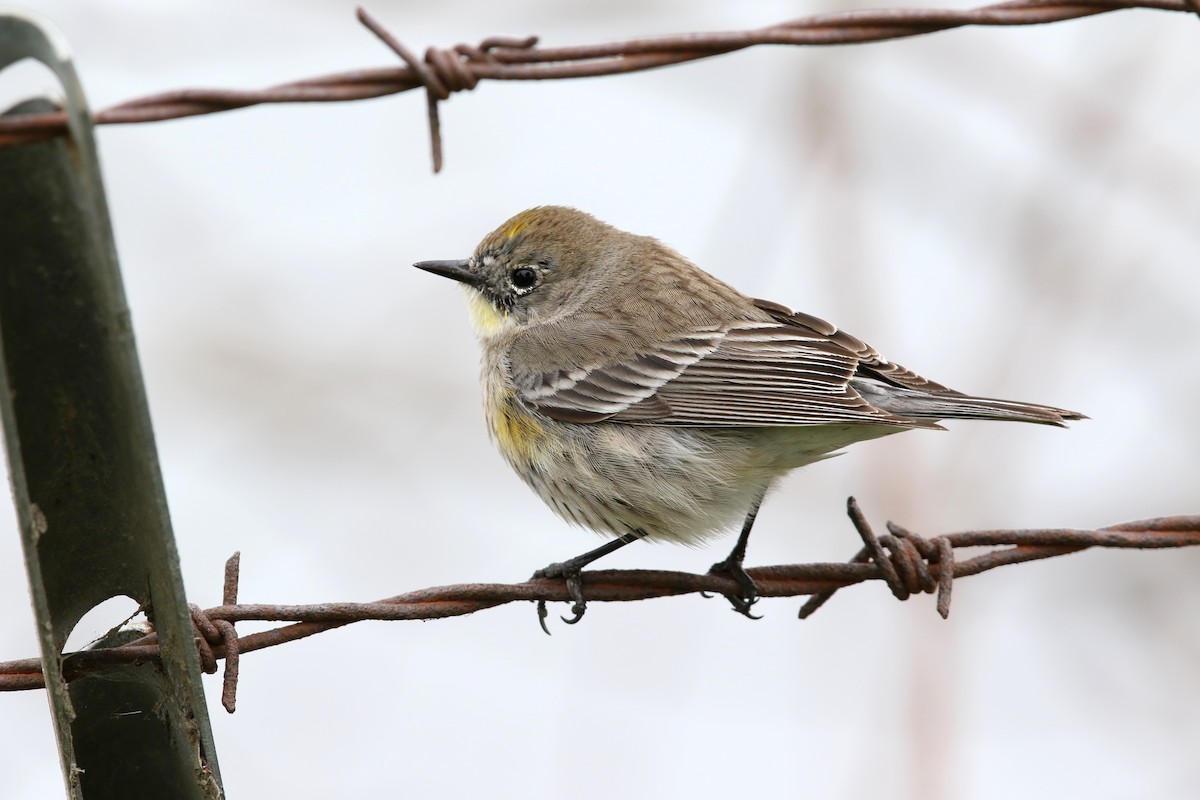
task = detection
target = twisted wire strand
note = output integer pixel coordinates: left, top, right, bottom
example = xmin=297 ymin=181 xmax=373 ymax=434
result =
xmin=0 ymin=1 xmax=1193 ymax=168
xmin=1 ymin=507 xmax=1196 ymax=706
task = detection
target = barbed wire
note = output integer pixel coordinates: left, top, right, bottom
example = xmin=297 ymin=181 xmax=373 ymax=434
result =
xmin=2 ymin=500 xmax=1196 ymax=712
xmin=1 ymin=1 xmax=1196 ymax=170
xmin=2 ymin=0 xmax=1197 ymax=711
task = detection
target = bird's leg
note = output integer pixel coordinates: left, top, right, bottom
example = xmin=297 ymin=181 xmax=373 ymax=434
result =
xmin=708 ymin=489 xmax=767 ymax=618
xmin=533 ymin=529 xmax=647 ymax=631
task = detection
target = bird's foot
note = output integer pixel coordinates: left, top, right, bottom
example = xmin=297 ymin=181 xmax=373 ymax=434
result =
xmin=530 ymin=531 xmax=646 ymax=633
xmin=532 ymin=558 xmax=590 ymax=634
xmin=707 ymin=557 xmax=762 ymax=619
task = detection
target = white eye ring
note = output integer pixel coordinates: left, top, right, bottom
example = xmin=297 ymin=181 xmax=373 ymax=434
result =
xmin=510 ymin=267 xmax=538 ymax=294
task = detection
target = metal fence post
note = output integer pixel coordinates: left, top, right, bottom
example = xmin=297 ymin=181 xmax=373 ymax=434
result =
xmin=0 ymin=11 xmax=223 ymax=799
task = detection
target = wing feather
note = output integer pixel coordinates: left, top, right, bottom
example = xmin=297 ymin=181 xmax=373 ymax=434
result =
xmin=512 ymin=297 xmax=1080 ymax=429
xmin=514 ymin=310 xmax=933 ymax=428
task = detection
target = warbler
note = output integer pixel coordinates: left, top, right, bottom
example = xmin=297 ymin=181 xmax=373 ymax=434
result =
xmin=415 ymin=206 xmax=1083 ymax=620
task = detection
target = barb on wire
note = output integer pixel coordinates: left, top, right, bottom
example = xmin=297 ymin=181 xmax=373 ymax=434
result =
xmin=1 ymin=503 xmax=1197 ymax=706
xmin=0 ymin=0 xmax=1194 ymax=169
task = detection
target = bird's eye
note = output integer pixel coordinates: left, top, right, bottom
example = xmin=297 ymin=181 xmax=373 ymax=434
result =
xmin=511 ymin=267 xmax=537 ymax=289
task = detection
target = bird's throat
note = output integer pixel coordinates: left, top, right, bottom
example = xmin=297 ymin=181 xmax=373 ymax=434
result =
xmin=465 ymin=288 xmax=516 ymax=338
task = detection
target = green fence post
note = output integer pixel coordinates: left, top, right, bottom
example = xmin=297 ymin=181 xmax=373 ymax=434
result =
xmin=0 ymin=11 xmax=223 ymax=799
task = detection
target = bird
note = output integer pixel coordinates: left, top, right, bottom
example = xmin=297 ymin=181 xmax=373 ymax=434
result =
xmin=414 ymin=206 xmax=1084 ymax=623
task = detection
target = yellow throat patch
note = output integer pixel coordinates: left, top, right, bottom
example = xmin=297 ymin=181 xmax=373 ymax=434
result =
xmin=465 ymin=289 xmax=515 ymax=337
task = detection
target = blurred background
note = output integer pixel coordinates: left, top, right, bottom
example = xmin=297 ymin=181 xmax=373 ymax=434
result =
xmin=2 ymin=1 xmax=1198 ymax=798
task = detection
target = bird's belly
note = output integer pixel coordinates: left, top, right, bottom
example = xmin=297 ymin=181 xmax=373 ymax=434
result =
xmin=511 ymin=424 xmax=744 ymax=544
xmin=505 ymin=422 xmax=893 ymax=545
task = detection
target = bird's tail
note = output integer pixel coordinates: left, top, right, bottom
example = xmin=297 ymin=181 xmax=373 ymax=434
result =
xmin=853 ymin=381 xmax=1086 ymax=428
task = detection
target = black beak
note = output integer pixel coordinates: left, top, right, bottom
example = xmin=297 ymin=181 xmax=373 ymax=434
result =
xmin=413 ymin=259 xmax=480 ymax=286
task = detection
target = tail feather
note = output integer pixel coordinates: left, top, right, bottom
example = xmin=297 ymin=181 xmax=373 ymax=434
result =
xmin=851 ymin=380 xmax=1087 ymax=428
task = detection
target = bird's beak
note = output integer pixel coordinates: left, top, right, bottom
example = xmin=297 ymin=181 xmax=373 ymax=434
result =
xmin=413 ymin=259 xmax=481 ymax=286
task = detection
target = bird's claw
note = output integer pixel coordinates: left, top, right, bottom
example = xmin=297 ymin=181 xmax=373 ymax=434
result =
xmin=708 ymin=558 xmax=763 ymax=620
xmin=532 ymin=561 xmax=589 ymax=633
xmin=561 ymin=603 xmax=586 ymax=625
xmin=726 ymin=595 xmax=763 ymax=620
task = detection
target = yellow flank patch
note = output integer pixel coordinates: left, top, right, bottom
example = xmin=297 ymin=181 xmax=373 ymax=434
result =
xmin=493 ymin=396 xmax=546 ymax=461
xmin=466 ymin=291 xmax=515 ymax=337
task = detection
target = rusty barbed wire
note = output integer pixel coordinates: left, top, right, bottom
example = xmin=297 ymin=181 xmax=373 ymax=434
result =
xmin=1 ymin=501 xmax=1196 ymax=709
xmin=0 ymin=1 xmax=1195 ymax=169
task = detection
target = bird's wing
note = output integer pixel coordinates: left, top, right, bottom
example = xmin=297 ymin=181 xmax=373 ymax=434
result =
xmin=751 ymin=299 xmax=1083 ymax=427
xmin=749 ymin=298 xmax=958 ymax=395
xmin=513 ymin=328 xmax=725 ymax=424
xmin=512 ymin=301 xmax=937 ymax=429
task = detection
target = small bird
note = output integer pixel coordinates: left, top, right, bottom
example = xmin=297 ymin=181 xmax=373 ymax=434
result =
xmin=415 ymin=206 xmax=1083 ymax=622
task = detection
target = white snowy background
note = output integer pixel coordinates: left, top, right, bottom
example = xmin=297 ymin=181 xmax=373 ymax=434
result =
xmin=2 ymin=1 xmax=1198 ymax=798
